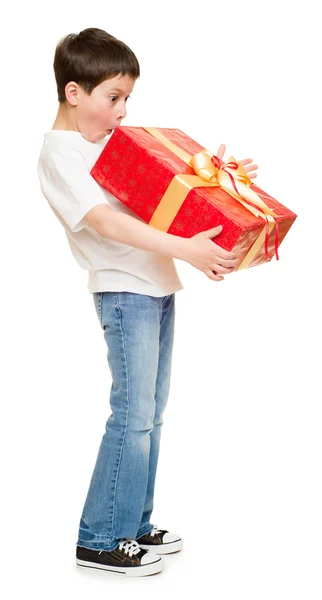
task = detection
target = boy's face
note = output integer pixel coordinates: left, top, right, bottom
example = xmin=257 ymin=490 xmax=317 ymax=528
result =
xmin=70 ymin=73 xmax=136 ymax=142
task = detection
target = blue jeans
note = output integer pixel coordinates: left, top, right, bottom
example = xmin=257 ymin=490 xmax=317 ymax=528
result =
xmin=76 ymin=291 xmax=176 ymax=552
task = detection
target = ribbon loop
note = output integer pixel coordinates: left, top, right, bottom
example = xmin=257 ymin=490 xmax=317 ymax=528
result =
xmin=190 ymin=150 xmax=218 ymax=182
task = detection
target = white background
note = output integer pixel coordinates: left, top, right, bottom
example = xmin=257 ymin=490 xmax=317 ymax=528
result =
xmin=1 ymin=0 xmax=321 ymax=597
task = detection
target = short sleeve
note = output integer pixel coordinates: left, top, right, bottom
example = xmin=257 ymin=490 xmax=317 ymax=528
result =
xmin=37 ymin=145 xmax=112 ymax=233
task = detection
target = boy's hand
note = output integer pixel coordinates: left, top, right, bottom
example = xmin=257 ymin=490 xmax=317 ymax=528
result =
xmin=215 ymin=143 xmax=258 ymax=179
xmin=183 ymin=225 xmax=239 ymax=282
xmin=182 ymin=144 xmax=257 ymax=281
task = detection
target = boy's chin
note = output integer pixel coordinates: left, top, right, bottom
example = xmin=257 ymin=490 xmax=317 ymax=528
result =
xmin=81 ymin=129 xmax=114 ymax=142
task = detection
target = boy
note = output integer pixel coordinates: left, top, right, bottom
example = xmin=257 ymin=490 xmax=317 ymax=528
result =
xmin=37 ymin=27 xmax=258 ymax=577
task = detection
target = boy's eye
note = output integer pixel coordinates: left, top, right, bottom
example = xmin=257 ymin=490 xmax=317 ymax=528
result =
xmin=110 ymin=95 xmax=131 ymax=102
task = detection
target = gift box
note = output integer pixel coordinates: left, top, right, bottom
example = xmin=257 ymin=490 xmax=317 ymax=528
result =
xmin=90 ymin=126 xmax=297 ymax=271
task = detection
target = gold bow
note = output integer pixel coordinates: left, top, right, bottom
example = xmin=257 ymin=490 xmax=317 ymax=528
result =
xmin=191 ymin=149 xmax=276 ymax=221
xmin=143 ymin=128 xmax=278 ymax=269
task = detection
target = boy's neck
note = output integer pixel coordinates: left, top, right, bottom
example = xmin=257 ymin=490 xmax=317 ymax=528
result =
xmin=52 ymin=102 xmax=77 ymax=131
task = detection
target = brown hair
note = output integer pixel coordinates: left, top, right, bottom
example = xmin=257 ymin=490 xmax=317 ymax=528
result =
xmin=53 ymin=27 xmax=140 ymax=103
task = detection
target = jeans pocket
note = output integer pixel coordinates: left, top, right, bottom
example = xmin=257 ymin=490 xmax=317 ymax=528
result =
xmin=93 ymin=292 xmax=103 ymax=326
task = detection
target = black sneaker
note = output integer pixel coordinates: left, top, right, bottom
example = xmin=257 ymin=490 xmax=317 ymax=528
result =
xmin=76 ymin=538 xmax=163 ymax=577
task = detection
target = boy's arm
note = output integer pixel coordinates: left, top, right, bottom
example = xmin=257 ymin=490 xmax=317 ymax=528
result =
xmin=38 ymin=146 xmax=236 ymax=279
xmin=84 ymin=204 xmax=189 ymax=261
xmin=84 ymin=204 xmax=239 ymax=283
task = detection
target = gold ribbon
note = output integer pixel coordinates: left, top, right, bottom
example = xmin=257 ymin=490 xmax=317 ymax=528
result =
xmin=143 ymin=127 xmax=277 ymax=270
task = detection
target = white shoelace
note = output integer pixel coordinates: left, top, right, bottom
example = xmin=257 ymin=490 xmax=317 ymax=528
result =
xmin=98 ymin=538 xmax=141 ymax=556
xmin=149 ymin=525 xmax=162 ymax=537
xmin=118 ymin=539 xmax=142 ymax=556
xmin=98 ymin=526 xmax=164 ymax=555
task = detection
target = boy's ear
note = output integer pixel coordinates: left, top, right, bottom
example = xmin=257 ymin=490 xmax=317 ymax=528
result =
xmin=65 ymin=81 xmax=80 ymax=106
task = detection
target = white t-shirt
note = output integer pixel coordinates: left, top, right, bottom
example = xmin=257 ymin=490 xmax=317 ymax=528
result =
xmin=37 ymin=130 xmax=184 ymax=296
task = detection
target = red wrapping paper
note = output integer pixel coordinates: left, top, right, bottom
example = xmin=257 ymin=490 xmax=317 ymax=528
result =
xmin=90 ymin=126 xmax=297 ymax=269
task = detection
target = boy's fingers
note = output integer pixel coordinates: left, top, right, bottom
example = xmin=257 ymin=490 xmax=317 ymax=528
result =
xmin=206 ymin=270 xmax=224 ymax=281
xmin=211 ymin=243 xmax=237 ymax=260
xmin=216 ymin=257 xmax=239 ymax=267
xmin=214 ymin=263 xmax=237 ymax=274
xmin=215 ymin=144 xmax=226 ymax=160
xmin=244 ymin=164 xmax=258 ymax=172
xmin=237 ymin=158 xmax=253 ymax=166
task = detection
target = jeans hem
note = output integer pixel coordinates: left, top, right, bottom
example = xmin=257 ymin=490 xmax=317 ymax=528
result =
xmin=76 ymin=540 xmax=120 ymax=552
xmin=136 ymin=524 xmax=154 ymax=538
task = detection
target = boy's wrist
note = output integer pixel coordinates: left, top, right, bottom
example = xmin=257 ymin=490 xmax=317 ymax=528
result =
xmin=172 ymin=236 xmax=190 ymax=262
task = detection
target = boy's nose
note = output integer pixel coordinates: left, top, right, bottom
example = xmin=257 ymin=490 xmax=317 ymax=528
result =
xmin=118 ymin=102 xmax=127 ymax=119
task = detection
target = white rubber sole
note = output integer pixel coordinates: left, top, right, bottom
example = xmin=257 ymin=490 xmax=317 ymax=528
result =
xmin=138 ymin=538 xmax=183 ymax=554
xmin=76 ymin=556 xmax=163 ymax=577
